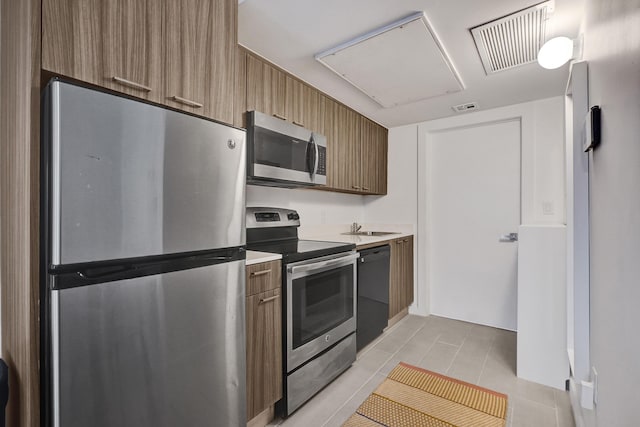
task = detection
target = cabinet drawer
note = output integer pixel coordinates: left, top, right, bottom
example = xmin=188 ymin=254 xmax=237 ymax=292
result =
xmin=246 ymin=260 xmax=282 ymax=296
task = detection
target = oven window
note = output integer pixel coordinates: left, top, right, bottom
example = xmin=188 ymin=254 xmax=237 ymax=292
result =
xmin=292 ymin=264 xmax=354 ymax=349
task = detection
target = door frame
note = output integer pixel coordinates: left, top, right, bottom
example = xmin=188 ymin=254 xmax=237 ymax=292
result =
xmin=415 ymin=103 xmax=537 ymax=317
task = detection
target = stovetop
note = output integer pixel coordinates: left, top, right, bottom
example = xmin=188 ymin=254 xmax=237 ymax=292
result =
xmin=246 ymin=239 xmax=355 ymax=263
xmin=245 ymin=206 xmax=355 ymax=263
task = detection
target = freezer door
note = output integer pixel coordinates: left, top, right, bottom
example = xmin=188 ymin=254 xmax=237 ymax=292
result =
xmin=50 ymin=260 xmax=245 ymax=427
xmin=46 ymin=81 xmax=246 ymax=265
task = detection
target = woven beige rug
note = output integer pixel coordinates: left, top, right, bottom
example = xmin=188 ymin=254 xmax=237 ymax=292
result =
xmin=343 ymin=362 xmax=508 ymax=427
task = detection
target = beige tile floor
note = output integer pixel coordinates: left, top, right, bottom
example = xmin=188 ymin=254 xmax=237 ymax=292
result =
xmin=270 ymin=314 xmax=574 ymax=427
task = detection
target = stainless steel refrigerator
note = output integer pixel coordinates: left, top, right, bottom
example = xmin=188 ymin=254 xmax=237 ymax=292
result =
xmin=41 ymin=80 xmax=247 ymax=427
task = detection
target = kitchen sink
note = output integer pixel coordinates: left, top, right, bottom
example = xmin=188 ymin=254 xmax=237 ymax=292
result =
xmin=341 ymin=231 xmax=400 ymax=236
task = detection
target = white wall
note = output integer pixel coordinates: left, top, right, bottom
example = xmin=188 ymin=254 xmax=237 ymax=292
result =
xmin=362 ymin=125 xmax=418 ymax=227
xmin=246 ymin=185 xmax=364 ymax=230
xmin=577 ymin=1 xmax=640 ymax=425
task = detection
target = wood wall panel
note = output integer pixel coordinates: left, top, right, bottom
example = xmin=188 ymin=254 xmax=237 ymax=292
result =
xmin=1 ymin=0 xmax=42 ymax=426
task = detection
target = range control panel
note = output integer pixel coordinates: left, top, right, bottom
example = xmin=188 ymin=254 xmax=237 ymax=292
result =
xmin=247 ymin=207 xmax=301 ymax=228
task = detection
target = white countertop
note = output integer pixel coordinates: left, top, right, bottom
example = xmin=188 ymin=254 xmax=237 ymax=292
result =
xmin=246 ymin=250 xmax=282 ymax=266
xmin=304 ymin=231 xmax=413 ymax=248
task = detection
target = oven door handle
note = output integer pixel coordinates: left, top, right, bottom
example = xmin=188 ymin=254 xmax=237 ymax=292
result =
xmin=288 ymin=253 xmax=359 ymax=275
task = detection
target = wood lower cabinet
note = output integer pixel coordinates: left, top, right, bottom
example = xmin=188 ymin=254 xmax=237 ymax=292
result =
xmin=389 ymin=236 xmax=414 ymax=319
xmin=42 ymin=0 xmax=236 ymax=125
xmin=246 ymin=260 xmax=282 ymax=422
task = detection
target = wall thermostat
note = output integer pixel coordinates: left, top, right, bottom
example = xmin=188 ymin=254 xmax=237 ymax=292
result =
xmin=583 ymin=105 xmax=601 ymax=152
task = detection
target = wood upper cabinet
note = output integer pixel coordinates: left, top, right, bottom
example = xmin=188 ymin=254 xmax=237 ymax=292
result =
xmin=43 ymin=0 xmax=236 ymax=124
xmin=43 ymin=0 xmax=163 ymax=103
xmin=328 ymin=104 xmax=361 ymax=192
xmin=241 ymin=53 xmax=388 ymax=195
xmin=327 ymin=106 xmax=388 ymax=194
xmin=246 ymin=260 xmax=282 ymax=421
xmin=163 ymin=0 xmax=236 ymax=123
xmin=233 ymin=48 xmax=247 ymax=128
xmin=389 ymin=236 xmax=414 ymax=319
xmin=246 ymin=53 xmax=287 ymax=119
xmin=285 ymin=76 xmax=305 ymax=127
xmin=360 ymin=118 xmax=388 ymax=195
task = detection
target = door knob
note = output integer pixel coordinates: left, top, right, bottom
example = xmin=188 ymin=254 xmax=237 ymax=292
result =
xmin=499 ymin=232 xmax=518 ymax=242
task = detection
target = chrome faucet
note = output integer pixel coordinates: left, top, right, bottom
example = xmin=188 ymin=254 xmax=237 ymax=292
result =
xmin=351 ymin=222 xmax=362 ymax=233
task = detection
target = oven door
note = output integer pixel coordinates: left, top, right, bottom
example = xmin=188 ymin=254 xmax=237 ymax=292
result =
xmin=286 ymin=251 xmax=358 ymax=372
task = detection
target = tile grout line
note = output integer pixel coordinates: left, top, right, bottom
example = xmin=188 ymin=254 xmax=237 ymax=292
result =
xmin=477 ymin=331 xmax=498 ymax=385
xmin=444 ymin=336 xmax=465 ymax=374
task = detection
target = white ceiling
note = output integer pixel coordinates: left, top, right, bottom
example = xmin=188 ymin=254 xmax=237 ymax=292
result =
xmin=238 ymin=0 xmax=585 ymax=128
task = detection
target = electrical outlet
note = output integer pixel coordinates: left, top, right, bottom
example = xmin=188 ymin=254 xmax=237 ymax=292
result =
xmin=543 ymin=201 xmax=555 ymax=215
xmin=592 ymin=366 xmax=598 ymax=405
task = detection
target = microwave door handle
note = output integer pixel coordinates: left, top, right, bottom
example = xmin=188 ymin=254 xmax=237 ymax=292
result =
xmin=313 ymin=136 xmax=319 ymax=177
xmin=307 ymin=136 xmax=317 ymax=179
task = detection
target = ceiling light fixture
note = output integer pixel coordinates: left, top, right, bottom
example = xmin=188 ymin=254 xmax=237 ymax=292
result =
xmin=537 ymin=36 xmax=574 ymax=69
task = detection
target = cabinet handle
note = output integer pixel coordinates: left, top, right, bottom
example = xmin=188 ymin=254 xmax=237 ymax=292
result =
xmin=250 ymin=269 xmax=271 ymax=277
xmin=352 ymin=185 xmax=361 ymax=190
xmin=172 ymin=95 xmax=203 ymax=108
xmin=362 ymin=187 xmax=370 ymax=191
xmin=403 ymin=239 xmax=409 ymax=242
xmin=259 ymin=295 xmax=280 ymax=304
xmin=112 ymin=76 xmax=152 ymax=92
xmin=273 ymin=113 xmax=287 ymax=121
xmin=396 ymin=240 xmax=403 ymax=244
xmin=293 ymin=120 xmax=305 ymax=127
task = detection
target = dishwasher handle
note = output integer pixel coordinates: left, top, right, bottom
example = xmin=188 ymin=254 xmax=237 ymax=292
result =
xmin=359 ymin=245 xmax=390 ymax=263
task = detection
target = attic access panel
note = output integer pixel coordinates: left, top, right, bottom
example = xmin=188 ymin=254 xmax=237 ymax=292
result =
xmin=315 ymin=12 xmax=464 ymax=109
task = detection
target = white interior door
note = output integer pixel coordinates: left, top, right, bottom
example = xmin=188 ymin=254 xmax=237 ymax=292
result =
xmin=429 ymin=119 xmax=520 ymax=330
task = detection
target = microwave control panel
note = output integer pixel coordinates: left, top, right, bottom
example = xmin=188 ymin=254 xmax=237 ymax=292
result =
xmin=317 ymin=146 xmax=326 ymax=176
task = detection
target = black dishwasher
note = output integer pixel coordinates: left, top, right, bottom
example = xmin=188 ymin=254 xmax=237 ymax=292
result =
xmin=357 ymin=245 xmax=390 ymax=351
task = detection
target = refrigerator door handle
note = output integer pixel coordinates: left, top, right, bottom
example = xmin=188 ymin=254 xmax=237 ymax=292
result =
xmin=77 ymin=265 xmax=134 ymax=280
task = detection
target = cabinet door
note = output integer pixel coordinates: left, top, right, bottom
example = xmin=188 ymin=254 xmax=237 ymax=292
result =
xmin=43 ymin=0 xmax=162 ymax=102
xmin=285 ymin=76 xmax=305 ymax=127
xmin=246 ymin=55 xmax=286 ymax=119
xmin=234 ymin=48 xmax=248 ymax=128
xmin=389 ymin=238 xmax=403 ymax=319
xmin=360 ymin=118 xmax=377 ymax=194
xmin=246 ymin=288 xmax=282 ymax=420
xmin=360 ymin=119 xmax=388 ymax=195
xmin=375 ymin=124 xmax=389 ymax=195
xmin=304 ymin=85 xmax=321 ymax=134
xmin=330 ymin=104 xmax=361 ymax=191
xmin=164 ymin=0 xmax=235 ymax=123
xmin=402 ymin=236 xmax=414 ymax=309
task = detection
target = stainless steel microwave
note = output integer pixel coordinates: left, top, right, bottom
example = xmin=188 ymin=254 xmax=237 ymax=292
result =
xmin=246 ymin=110 xmax=327 ymax=187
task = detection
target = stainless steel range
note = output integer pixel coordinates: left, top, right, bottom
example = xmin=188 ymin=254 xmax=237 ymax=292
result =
xmin=246 ymin=207 xmax=357 ymax=415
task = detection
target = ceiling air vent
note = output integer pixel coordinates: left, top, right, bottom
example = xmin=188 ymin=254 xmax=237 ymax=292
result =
xmin=471 ymin=1 xmax=554 ymax=74
xmin=452 ymin=102 xmax=479 ymax=113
